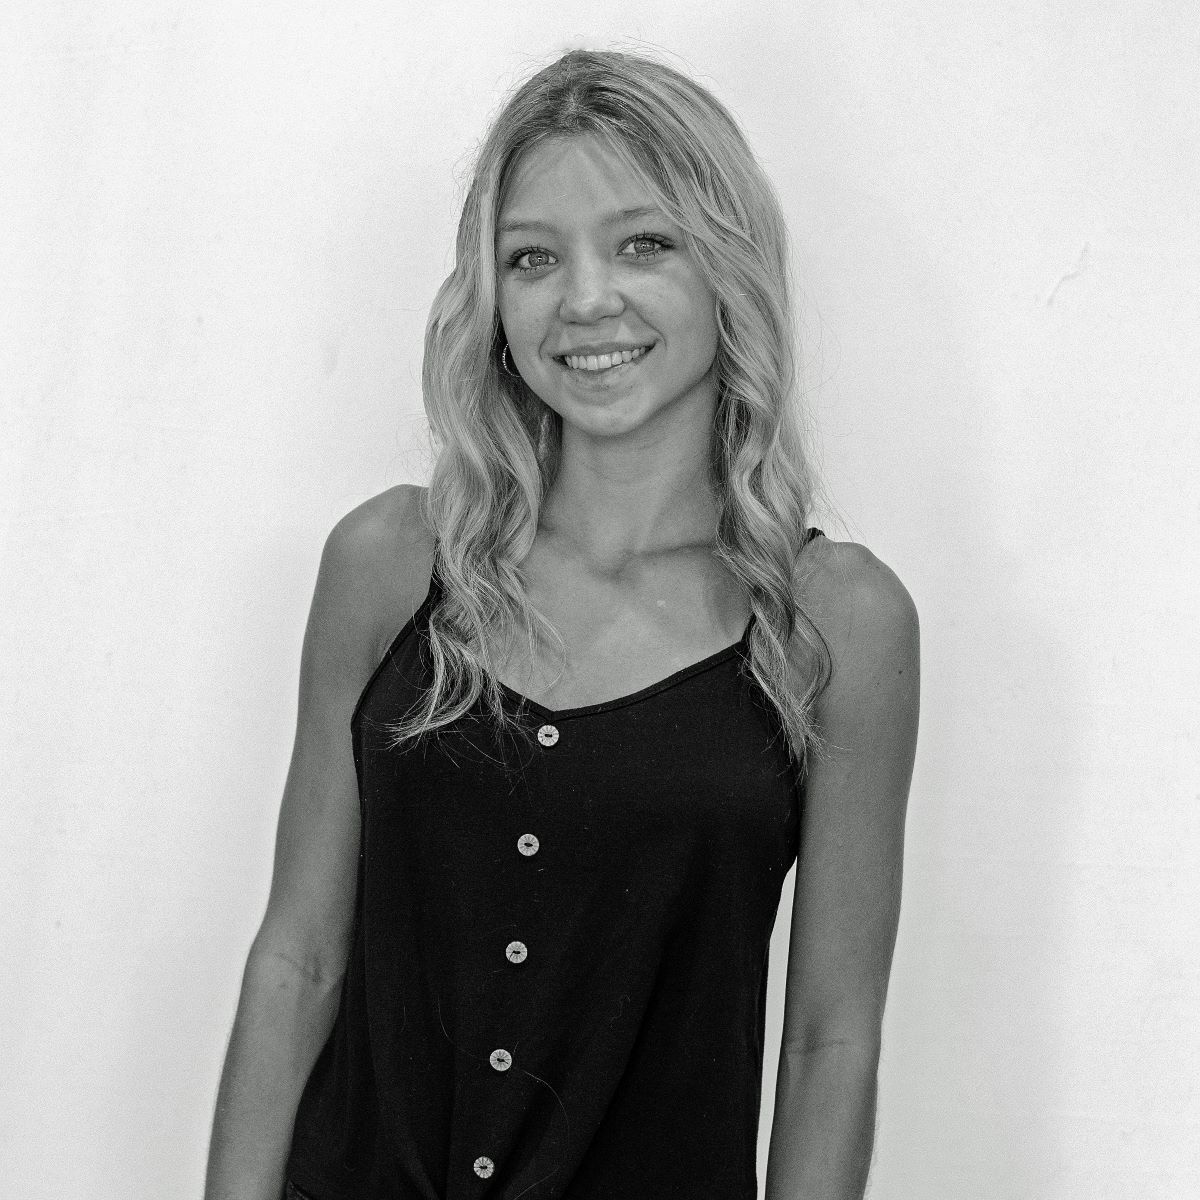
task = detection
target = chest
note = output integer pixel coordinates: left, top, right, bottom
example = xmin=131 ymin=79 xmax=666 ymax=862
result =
xmin=484 ymin=553 xmax=751 ymax=712
xmin=360 ymin=657 xmax=801 ymax=903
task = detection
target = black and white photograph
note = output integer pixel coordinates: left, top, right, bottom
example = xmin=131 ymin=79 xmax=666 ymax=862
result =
xmin=3 ymin=4 xmax=1197 ymax=1198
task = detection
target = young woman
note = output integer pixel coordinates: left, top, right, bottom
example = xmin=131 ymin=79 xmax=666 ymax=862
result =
xmin=204 ymin=48 xmax=920 ymax=1200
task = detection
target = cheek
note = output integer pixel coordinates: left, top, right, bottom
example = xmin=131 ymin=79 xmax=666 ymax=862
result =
xmin=496 ymin=279 xmax=524 ymax=321
xmin=665 ymin=268 xmax=719 ymax=340
xmin=496 ymin=288 xmax=516 ymax=335
xmin=682 ymin=288 xmax=720 ymax=355
xmin=497 ymin=289 xmax=547 ymax=347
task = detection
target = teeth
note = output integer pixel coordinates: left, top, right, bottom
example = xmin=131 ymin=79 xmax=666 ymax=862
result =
xmin=563 ymin=345 xmax=649 ymax=372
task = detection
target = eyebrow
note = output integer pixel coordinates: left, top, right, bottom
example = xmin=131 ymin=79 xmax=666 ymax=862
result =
xmin=496 ymin=205 xmax=665 ymax=237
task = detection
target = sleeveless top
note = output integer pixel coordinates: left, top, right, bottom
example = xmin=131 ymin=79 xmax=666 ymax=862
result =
xmin=285 ymin=528 xmax=824 ymax=1200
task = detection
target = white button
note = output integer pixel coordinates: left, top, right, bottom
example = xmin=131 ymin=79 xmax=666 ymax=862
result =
xmin=517 ymin=833 xmax=539 ymax=856
xmin=537 ymin=724 xmax=559 ymax=746
xmin=489 ymin=1048 xmax=512 ymax=1071
xmin=505 ymin=940 xmax=527 ymax=963
xmin=473 ymin=1155 xmax=495 ymax=1178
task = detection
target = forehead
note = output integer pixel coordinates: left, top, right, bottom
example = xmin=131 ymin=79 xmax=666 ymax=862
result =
xmin=497 ymin=135 xmax=659 ymax=231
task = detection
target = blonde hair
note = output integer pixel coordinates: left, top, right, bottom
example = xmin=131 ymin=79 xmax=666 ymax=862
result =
xmin=388 ymin=46 xmax=837 ymax=780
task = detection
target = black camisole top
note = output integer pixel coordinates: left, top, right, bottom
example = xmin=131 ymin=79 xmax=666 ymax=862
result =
xmin=285 ymin=528 xmax=823 ymax=1199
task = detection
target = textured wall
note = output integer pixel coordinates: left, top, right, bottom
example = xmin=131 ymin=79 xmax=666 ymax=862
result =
xmin=3 ymin=2 xmax=1197 ymax=1197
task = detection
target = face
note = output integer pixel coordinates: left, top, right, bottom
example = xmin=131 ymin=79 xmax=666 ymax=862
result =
xmin=495 ymin=135 xmax=720 ymax=442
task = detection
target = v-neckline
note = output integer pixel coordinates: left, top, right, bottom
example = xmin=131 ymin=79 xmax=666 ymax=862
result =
xmin=493 ymin=611 xmax=756 ymax=722
xmin=421 ymin=525 xmax=822 ymax=723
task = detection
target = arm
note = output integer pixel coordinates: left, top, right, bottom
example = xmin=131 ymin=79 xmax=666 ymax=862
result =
xmin=764 ymin=542 xmax=921 ymax=1200
xmin=204 ymin=485 xmax=430 ymax=1200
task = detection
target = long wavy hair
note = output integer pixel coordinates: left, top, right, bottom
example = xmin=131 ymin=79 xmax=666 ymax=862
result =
xmin=385 ymin=46 xmax=838 ymax=781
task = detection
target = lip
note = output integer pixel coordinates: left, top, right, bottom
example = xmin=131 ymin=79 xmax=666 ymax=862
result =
xmin=554 ymin=343 xmax=655 ymax=380
xmin=554 ymin=340 xmax=655 ymax=359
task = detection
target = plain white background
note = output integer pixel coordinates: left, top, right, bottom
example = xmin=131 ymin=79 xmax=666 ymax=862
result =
xmin=3 ymin=3 xmax=1198 ymax=1197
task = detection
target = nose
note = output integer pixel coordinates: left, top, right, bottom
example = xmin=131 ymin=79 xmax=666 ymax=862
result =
xmin=558 ymin=251 xmax=624 ymax=324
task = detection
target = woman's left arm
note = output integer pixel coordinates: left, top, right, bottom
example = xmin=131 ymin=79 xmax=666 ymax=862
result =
xmin=764 ymin=542 xmax=921 ymax=1200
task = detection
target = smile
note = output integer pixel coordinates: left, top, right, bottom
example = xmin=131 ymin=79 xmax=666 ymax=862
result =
xmin=556 ymin=345 xmax=653 ymax=373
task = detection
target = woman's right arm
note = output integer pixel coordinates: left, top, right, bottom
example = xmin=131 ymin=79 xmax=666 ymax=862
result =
xmin=203 ymin=485 xmax=430 ymax=1200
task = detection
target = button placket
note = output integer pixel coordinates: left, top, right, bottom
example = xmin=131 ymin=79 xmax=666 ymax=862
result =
xmin=478 ymin=719 xmax=559 ymax=1184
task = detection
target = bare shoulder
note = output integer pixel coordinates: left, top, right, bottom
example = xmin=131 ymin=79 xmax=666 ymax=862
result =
xmin=322 ymin=483 xmax=436 ymax=667
xmin=795 ymin=532 xmax=921 ymax=702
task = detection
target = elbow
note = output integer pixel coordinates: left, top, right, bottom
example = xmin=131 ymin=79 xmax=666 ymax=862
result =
xmin=782 ymin=1002 xmax=886 ymax=1066
xmin=782 ymin=1029 xmax=882 ymax=1068
xmin=248 ymin=931 xmax=349 ymax=993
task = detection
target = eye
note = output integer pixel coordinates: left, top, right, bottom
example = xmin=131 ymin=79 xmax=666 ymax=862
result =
xmin=621 ymin=231 xmax=673 ymax=260
xmin=503 ymin=232 xmax=673 ymax=276
xmin=505 ymin=245 xmax=555 ymax=274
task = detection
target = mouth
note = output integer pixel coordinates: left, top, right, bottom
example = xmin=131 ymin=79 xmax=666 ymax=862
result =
xmin=553 ymin=343 xmax=655 ymax=377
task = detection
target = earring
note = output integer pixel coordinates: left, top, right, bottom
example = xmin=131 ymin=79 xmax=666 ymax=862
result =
xmin=500 ymin=343 xmax=521 ymax=378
